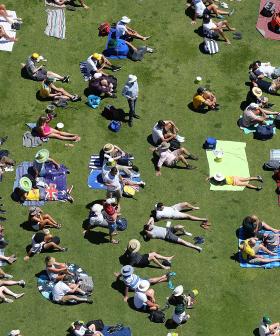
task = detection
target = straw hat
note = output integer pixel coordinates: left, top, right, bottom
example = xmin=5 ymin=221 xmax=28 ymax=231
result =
xmin=173 ymin=285 xmax=184 ymax=297
xmin=121 ymin=265 xmax=134 ymax=277
xmin=252 ymin=87 xmax=263 ymax=98
xmin=120 ymin=16 xmax=131 ymax=24
xmin=92 ymin=53 xmax=102 ymax=61
xmin=127 ymin=239 xmax=141 ymax=253
xmin=213 ymin=172 xmax=225 ymax=182
xmin=19 ymin=177 xmax=32 ymax=192
xmin=137 ymin=280 xmax=150 ymax=292
xmin=127 ymin=74 xmax=137 ymax=83
xmin=159 ymin=142 xmax=170 ymax=151
xmin=103 ymin=143 xmax=114 ymax=153
xmin=35 ymin=149 xmax=50 ymax=163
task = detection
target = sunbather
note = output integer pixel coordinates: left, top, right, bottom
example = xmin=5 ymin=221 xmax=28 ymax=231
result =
xmin=123 ymin=239 xmax=174 ymax=269
xmin=192 ymin=87 xmax=219 ymax=111
xmin=202 ymin=14 xmax=235 ymax=44
xmin=0 ymin=286 xmax=24 ymax=304
xmin=48 ymin=0 xmax=89 ymax=9
xmin=242 ymin=215 xmax=280 ymax=239
xmin=24 ymin=53 xmax=69 ymax=82
xmin=207 ymin=173 xmax=263 ymax=190
xmin=0 ymin=225 xmax=17 ymax=264
xmin=32 ymin=148 xmax=61 ymax=178
xmin=115 ymin=16 xmax=150 ymax=41
xmin=86 ymin=53 xmax=121 ymax=76
xmin=28 ymin=207 xmax=61 ymax=230
xmin=0 ymin=4 xmax=22 ymax=24
xmin=152 ymin=142 xmax=198 ymax=176
xmin=39 ymin=77 xmax=81 ymax=102
xmin=249 ymin=61 xmax=280 ymax=80
xmin=143 ymin=219 xmax=202 ymax=252
xmin=45 ymin=256 xmax=73 ymax=282
xmin=0 ymin=25 xmax=17 ymax=42
xmin=259 ymin=233 xmax=279 ymax=253
xmin=36 ymin=115 xmax=80 ymax=142
xmin=239 ymin=238 xmax=280 ymax=264
xmin=0 ymin=267 xmax=13 ymax=279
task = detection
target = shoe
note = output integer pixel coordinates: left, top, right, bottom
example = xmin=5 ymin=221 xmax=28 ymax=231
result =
xmin=257 ymin=175 xmax=263 ymax=182
xmin=4 ymin=298 xmax=13 ymax=303
xmin=67 ymin=196 xmax=74 ymax=203
xmin=146 ymin=47 xmax=154 ymax=53
xmin=61 ymin=247 xmax=68 ymax=252
xmin=183 ymin=230 xmax=193 ymax=237
xmin=197 ymin=247 xmax=202 ymax=253
xmin=71 ymin=95 xmax=82 ymax=102
xmin=133 ymin=114 xmax=140 ymax=119
xmin=87 ymin=299 xmax=93 ymax=304
xmin=62 ymin=75 xmax=70 ymax=83
xmin=144 ymin=35 xmax=151 ymax=40
xmin=111 ymin=65 xmax=122 ymax=72
xmin=213 ymin=106 xmax=220 ymax=110
xmin=67 ymin=185 xmax=74 ymax=194
xmin=185 ymin=165 xmax=197 ymax=170
xmin=15 ymin=293 xmax=24 ymax=299
xmin=166 ymin=271 xmax=176 ymax=279
xmin=0 ymin=136 xmax=8 ymax=145
xmin=256 ymin=186 xmax=263 ymax=191
xmin=217 ymin=14 xmax=224 ymax=19
xmin=128 ymin=121 xmax=133 ymax=127
xmin=19 ymin=280 xmax=26 ymax=288
xmin=3 ymin=273 xmax=13 ymax=279
xmin=229 ymin=8 xmax=235 ymax=16
xmin=0 ymin=210 xmax=6 ymax=214
xmin=0 ymin=217 xmax=6 ymax=222
xmin=187 ymin=154 xmax=199 ymax=160
xmin=140 ymin=181 xmax=146 ymax=188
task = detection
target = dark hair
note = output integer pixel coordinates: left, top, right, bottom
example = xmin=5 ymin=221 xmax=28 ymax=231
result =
xmin=156 ymin=202 xmax=163 ymax=209
xmin=45 ymin=256 xmax=51 ymax=263
xmin=157 ymin=120 xmax=165 ymax=128
xmin=63 ymin=275 xmax=72 ymax=283
xmin=110 ymin=166 xmax=118 ymax=174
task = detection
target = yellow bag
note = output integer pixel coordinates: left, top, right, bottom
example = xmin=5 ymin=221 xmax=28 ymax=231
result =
xmin=26 ymin=189 xmax=40 ymax=201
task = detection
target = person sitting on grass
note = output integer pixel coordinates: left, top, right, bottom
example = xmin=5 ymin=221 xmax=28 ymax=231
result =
xmin=259 ymin=316 xmax=280 ymax=336
xmin=28 ymin=206 xmax=61 ymax=230
xmin=152 ymin=120 xmax=183 ymax=146
xmin=100 ymin=143 xmax=134 ymax=167
xmin=167 ymin=285 xmax=197 ymax=309
xmin=192 ymin=87 xmax=219 ymax=111
xmin=115 ymin=16 xmax=151 ymax=41
xmin=114 ymin=265 xmax=175 ymax=302
xmin=0 ymin=286 xmax=24 ymax=304
xmin=151 ymin=202 xmax=210 ymax=229
xmin=86 ymin=53 xmax=121 ymax=77
xmin=207 ymin=173 xmax=263 ymax=191
xmin=39 ymin=77 xmax=81 ymax=102
xmin=242 ymin=215 xmax=280 ymax=239
xmin=152 ymin=142 xmax=198 ymax=176
xmin=245 ymin=87 xmax=271 ymax=109
xmin=24 ymin=53 xmax=70 ymax=82
xmin=259 ymin=233 xmax=279 ymax=253
xmin=0 ymin=25 xmax=18 ymax=42
xmin=123 ymin=239 xmax=174 ymax=270
xmin=0 ymin=225 xmax=17 ymax=264
xmin=24 ymin=229 xmax=68 ymax=261
xmin=52 ymin=275 xmax=93 ymax=304
xmin=134 ymin=280 xmax=159 ymax=311
xmin=71 ymin=321 xmax=104 ymax=336
xmin=88 ymin=73 xmax=117 ymax=98
xmin=32 ymin=149 xmax=61 ymax=178
xmin=239 ymin=238 xmax=280 ymax=264
xmin=202 ymin=14 xmax=236 ymax=44
xmin=45 ymin=256 xmax=74 ymax=282
xmin=143 ymin=219 xmax=203 ymax=252
xmin=241 ymin=103 xmax=280 ymax=128
xmin=36 ymin=115 xmax=81 ymax=142
xmin=189 ymin=0 xmax=234 ymax=25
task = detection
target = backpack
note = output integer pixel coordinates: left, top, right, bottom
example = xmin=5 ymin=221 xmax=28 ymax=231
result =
xmin=169 ymin=139 xmax=181 ymax=151
xmin=263 ymin=160 xmax=280 ymax=170
xmin=261 ymin=1 xmax=275 ymax=17
xmin=149 ymin=310 xmax=166 ymax=323
xmin=254 ymin=125 xmax=274 ymax=140
xmin=87 ymin=95 xmax=101 ymax=109
xmin=203 ymin=38 xmax=219 ymax=55
xmin=203 ymin=137 xmax=217 ymax=150
xmin=116 ymin=218 xmax=128 ymax=231
xmin=108 ymin=120 xmax=121 ymax=132
xmin=274 ymin=115 xmax=280 ymax=128
xmin=102 ymin=105 xmax=126 ymax=121
xmin=98 ymin=22 xmax=111 ymax=36
xmin=78 ymin=275 xmax=94 ymax=292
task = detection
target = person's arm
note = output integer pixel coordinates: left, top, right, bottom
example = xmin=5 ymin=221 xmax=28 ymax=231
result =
xmin=166 ymin=120 xmax=179 ymax=132
xmin=192 ymin=11 xmax=198 ymax=24
xmin=47 ymin=266 xmax=68 ymax=273
xmin=48 ymin=157 xmax=60 ymax=169
xmin=259 ymin=243 xmax=277 ymax=256
xmin=123 ymin=285 xmax=129 ymax=302
xmin=261 ymin=222 xmax=280 ymax=233
xmin=32 ymin=215 xmax=41 ymax=222
xmin=260 ymin=108 xmax=280 ymax=116
xmin=163 ymin=133 xmax=176 ymax=142
xmin=146 ymin=299 xmax=159 ymax=309
xmin=156 ymin=155 xmax=166 ymax=176
xmin=68 ymin=283 xmax=80 ymax=293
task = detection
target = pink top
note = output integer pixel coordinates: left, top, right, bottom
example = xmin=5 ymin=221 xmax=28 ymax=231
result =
xmin=39 ymin=123 xmax=52 ymax=137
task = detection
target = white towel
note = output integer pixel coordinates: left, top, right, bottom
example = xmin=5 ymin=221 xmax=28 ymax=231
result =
xmin=0 ymin=10 xmax=17 ymax=52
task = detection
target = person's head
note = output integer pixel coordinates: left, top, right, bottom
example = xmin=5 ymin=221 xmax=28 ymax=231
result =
xmin=157 ymin=120 xmax=165 ymax=128
xmin=248 ymin=238 xmax=257 ymax=247
xmin=31 ymin=52 xmax=40 ymax=62
xmin=72 ymin=321 xmax=85 ymax=330
xmin=197 ymin=87 xmax=206 ymax=95
xmin=127 ymin=239 xmax=141 ymax=253
xmin=120 ymin=16 xmax=131 ymax=24
xmin=63 ymin=275 xmax=73 ymax=285
xmin=110 ymin=166 xmax=118 ymax=176
xmin=155 ymin=202 xmax=164 ymax=211
xmin=121 ymin=265 xmax=134 ymax=278
xmin=100 ymin=79 xmax=108 ymax=86
xmin=36 ymin=115 xmax=48 ymax=127
xmin=263 ymin=316 xmax=272 ymax=325
xmin=45 ymin=256 xmax=55 ymax=265
xmin=137 ymin=280 xmax=150 ymax=293
xmin=213 ymin=173 xmax=225 ymax=184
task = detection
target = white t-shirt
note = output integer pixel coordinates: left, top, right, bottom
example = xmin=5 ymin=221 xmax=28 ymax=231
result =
xmin=73 ymin=326 xmax=87 ymax=336
xmin=152 ymin=123 xmax=164 ymax=144
xmin=203 ymin=20 xmax=217 ymax=30
xmin=256 ymin=63 xmax=276 ymax=79
xmin=89 ymin=213 xmax=107 ymax=227
xmin=86 ymin=56 xmax=98 ymax=73
xmin=150 ymin=225 xmax=167 ymax=240
xmin=103 ymin=171 xmax=121 ymax=191
xmin=52 ymin=281 xmax=70 ymax=301
xmin=193 ymin=0 xmax=206 ymax=16
xmin=259 ymin=321 xmax=270 ymax=336
xmin=172 ymin=311 xmax=189 ymax=325
xmin=123 ymin=274 xmax=142 ymax=290
xmin=115 ymin=21 xmax=128 ymax=39
xmin=156 ymin=206 xmax=177 ymax=219
xmin=134 ymin=291 xmax=148 ymax=309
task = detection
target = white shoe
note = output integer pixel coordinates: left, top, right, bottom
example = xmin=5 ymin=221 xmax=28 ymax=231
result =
xmin=184 ymin=230 xmax=193 ymax=237
xmin=3 ymin=273 xmax=13 ymax=279
xmin=4 ymin=298 xmax=13 ymax=303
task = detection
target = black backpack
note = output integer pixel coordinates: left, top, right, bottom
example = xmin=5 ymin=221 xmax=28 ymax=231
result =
xmin=274 ymin=115 xmax=280 ymax=129
xmin=254 ymin=125 xmax=274 ymax=140
xmin=149 ymin=310 xmax=165 ymax=323
xmin=102 ymin=105 xmax=126 ymax=121
xmin=261 ymin=1 xmax=276 ymax=17
xmin=263 ymin=160 xmax=280 ymax=170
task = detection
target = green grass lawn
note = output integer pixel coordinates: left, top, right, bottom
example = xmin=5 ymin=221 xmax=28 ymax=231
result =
xmin=1 ymin=0 xmax=280 ymax=335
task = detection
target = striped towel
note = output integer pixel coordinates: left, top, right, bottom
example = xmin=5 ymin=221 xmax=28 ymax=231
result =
xmin=88 ymin=154 xmax=135 ymax=170
xmin=80 ymin=62 xmax=91 ymax=81
xmin=0 ymin=248 xmax=7 ymax=267
xmin=44 ymin=4 xmax=66 ymax=39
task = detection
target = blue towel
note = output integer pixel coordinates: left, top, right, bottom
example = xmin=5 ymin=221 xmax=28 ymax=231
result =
xmin=103 ymin=28 xmax=129 ymax=59
xmin=238 ymin=228 xmax=280 ymax=268
xmin=102 ymin=326 xmax=132 ymax=336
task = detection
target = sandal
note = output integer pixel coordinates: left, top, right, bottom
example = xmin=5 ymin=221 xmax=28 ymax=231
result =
xmin=111 ymin=239 xmax=120 ymax=244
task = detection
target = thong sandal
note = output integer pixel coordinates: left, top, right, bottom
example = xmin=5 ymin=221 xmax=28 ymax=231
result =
xmin=111 ymin=239 xmax=119 ymax=244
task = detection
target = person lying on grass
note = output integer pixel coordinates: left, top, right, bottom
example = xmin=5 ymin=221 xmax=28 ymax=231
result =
xmin=24 ymin=53 xmax=70 ymax=82
xmin=0 ymin=4 xmax=22 ymax=24
xmin=249 ymin=61 xmax=280 ymax=80
xmin=207 ymin=173 xmax=263 ymax=190
xmin=151 ymin=201 xmax=210 ymax=229
xmin=36 ymin=115 xmax=80 ymax=142
xmin=0 ymin=25 xmax=18 ymax=42
xmin=152 ymin=142 xmax=198 ymax=176
xmin=39 ymin=77 xmax=81 ymax=102
xmin=71 ymin=321 xmax=104 ymax=336
xmin=24 ymin=229 xmax=68 ymax=261
xmin=0 ymin=285 xmax=24 ymax=304
xmin=259 ymin=316 xmax=280 ymax=336
xmin=202 ymin=14 xmax=235 ymax=45
xmin=0 ymin=225 xmax=17 ymax=264
xmin=241 ymin=102 xmax=280 ymax=128
xmin=28 ymin=206 xmax=61 ymax=230
xmin=114 ymin=265 xmax=175 ymax=302
xmin=122 ymin=239 xmax=174 ymax=270
xmin=52 ymin=275 xmax=93 ymax=304
xmin=45 ymin=256 xmax=74 ymax=282
xmin=192 ymin=87 xmax=219 ymax=112
xmin=249 ymin=72 xmax=280 ymax=95
xmin=242 ymin=215 xmax=280 ymax=239
xmin=189 ymin=0 xmax=234 ymax=25
xmin=239 ymin=238 xmax=280 ymax=264
xmin=143 ymin=218 xmax=203 ymax=252
xmin=152 ymin=120 xmax=183 ymax=146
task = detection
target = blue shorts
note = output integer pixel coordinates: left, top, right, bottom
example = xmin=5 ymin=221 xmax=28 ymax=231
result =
xmin=108 ymin=223 xmax=117 ymax=234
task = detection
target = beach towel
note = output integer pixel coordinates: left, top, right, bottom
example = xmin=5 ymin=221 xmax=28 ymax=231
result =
xmin=238 ymin=228 xmax=280 ymax=268
xmin=0 ymin=248 xmax=7 ymax=267
xmin=256 ymin=0 xmax=280 ymax=40
xmin=0 ymin=10 xmax=17 ymax=52
xmin=37 ymin=264 xmax=91 ymax=302
xmin=88 ymin=154 xmax=135 ymax=170
xmin=69 ymin=321 xmax=132 ymax=336
xmin=44 ymin=3 xmax=66 ymax=39
xmin=206 ymin=140 xmax=250 ymax=191
xmin=79 ymin=61 xmax=91 ymax=81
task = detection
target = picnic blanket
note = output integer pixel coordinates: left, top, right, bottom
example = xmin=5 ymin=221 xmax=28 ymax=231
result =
xmin=206 ymin=140 xmax=250 ymax=191
xmin=239 ymin=115 xmax=276 ymax=134
xmin=238 ymin=228 xmax=280 ymax=268
xmin=44 ymin=3 xmax=66 ymax=39
xmin=88 ymin=154 xmax=134 ymax=170
xmin=37 ymin=264 xmax=90 ymax=302
xmin=0 ymin=10 xmax=17 ymax=52
xmin=69 ymin=321 xmax=132 ymax=336
xmin=13 ymin=161 xmax=69 ymax=206
xmin=103 ymin=29 xmax=129 ymax=59
xmin=256 ymin=0 xmax=280 ymax=40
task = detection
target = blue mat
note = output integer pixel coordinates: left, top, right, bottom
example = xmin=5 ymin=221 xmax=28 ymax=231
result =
xmin=102 ymin=326 xmax=132 ymax=336
xmin=238 ymin=228 xmax=280 ymax=268
xmin=37 ymin=264 xmax=89 ymax=302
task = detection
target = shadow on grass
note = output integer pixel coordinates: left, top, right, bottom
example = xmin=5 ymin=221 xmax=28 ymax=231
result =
xmin=111 ymin=276 xmax=126 ymax=297
xmin=20 ymin=220 xmax=37 ymax=232
xmin=84 ymin=229 xmax=110 ymax=245
xmin=187 ymin=102 xmax=208 ymax=114
xmin=253 ymin=327 xmax=260 ymax=336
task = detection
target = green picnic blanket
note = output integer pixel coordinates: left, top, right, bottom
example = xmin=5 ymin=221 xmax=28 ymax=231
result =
xmin=206 ymin=140 xmax=250 ymax=191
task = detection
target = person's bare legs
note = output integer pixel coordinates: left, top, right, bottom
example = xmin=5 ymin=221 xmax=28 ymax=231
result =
xmin=77 ymin=0 xmax=89 ymax=9
xmin=220 ymin=20 xmax=236 ymax=31
xmin=48 ymin=133 xmax=79 ymax=141
xmin=148 ymin=274 xmax=168 ymax=284
xmin=146 ymin=288 xmax=155 ymax=302
xmin=1 ymin=286 xmax=24 ymax=299
xmin=178 ymin=213 xmax=208 ymax=222
xmin=0 ymin=7 xmax=13 ymax=24
xmin=125 ymin=40 xmax=137 ymax=52
xmin=208 ymin=4 xmax=229 ymax=16
xmin=46 ymin=71 xmax=64 ymax=81
xmin=216 ymin=28 xmax=230 ymax=44
xmin=60 ymin=295 xmax=90 ymax=303
xmin=51 ymin=129 xmax=78 ymax=137
xmin=0 ymin=280 xmax=23 ymax=286
xmin=178 ymin=155 xmax=190 ymax=167
xmin=42 ymin=214 xmax=58 ymax=225
xmin=177 ymin=202 xmax=200 ymax=211
xmin=43 ymin=242 xmax=64 ymax=251
xmin=251 ymin=257 xmax=280 ymax=264
xmin=177 ymin=238 xmax=202 ymax=252
xmin=0 ymin=27 xmax=18 ymax=41
xmin=148 ymin=252 xmax=174 ymax=269
xmin=54 ymin=88 xmax=74 ymax=99
xmin=39 ymin=219 xmax=59 ymax=229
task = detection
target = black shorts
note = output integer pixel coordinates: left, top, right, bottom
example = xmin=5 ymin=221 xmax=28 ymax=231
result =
xmin=165 ymin=228 xmax=179 ymax=243
xmin=131 ymin=252 xmax=150 ymax=267
xmin=34 ymin=68 xmax=47 ymax=81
